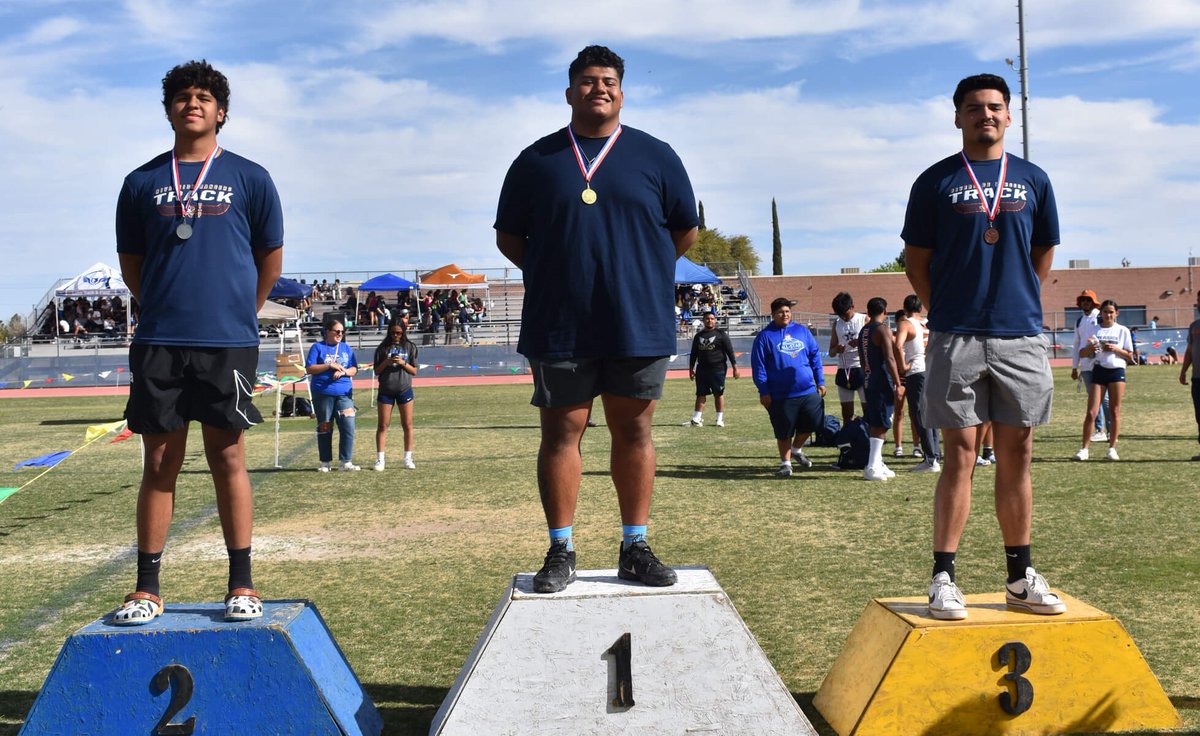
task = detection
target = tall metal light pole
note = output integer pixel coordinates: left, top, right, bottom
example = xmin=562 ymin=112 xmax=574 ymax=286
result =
xmin=1006 ymin=0 xmax=1031 ymax=160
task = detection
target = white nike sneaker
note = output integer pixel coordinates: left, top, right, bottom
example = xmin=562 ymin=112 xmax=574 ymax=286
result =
xmin=863 ymin=465 xmax=890 ymax=481
xmin=715 ymin=417 xmax=725 ymax=427
xmin=1073 ymin=447 xmax=1089 ymax=462
xmin=373 ymin=459 xmax=385 ymax=471
xmin=341 ymin=461 xmax=360 ymax=472
xmin=689 ymin=418 xmax=703 ymax=427
xmin=1005 ymin=567 xmax=1066 ymax=615
xmin=928 ymin=572 xmax=968 ymax=620
xmin=975 ymin=455 xmax=992 ymax=466
xmin=403 ymin=456 xmax=416 ymax=469
xmin=880 ymin=463 xmax=896 ymax=478
xmin=909 ymin=458 xmax=941 ymax=473
xmin=1105 ymin=447 xmax=1120 ymax=461
xmin=318 ymin=462 xmax=330 ymax=473
xmin=893 ymin=446 xmax=905 ymax=457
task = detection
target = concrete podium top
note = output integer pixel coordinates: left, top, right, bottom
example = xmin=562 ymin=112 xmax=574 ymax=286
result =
xmin=510 ymin=566 xmax=720 ymax=600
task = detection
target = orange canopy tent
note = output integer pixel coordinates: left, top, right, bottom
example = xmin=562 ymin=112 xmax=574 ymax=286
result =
xmin=417 ymin=263 xmax=488 ymax=290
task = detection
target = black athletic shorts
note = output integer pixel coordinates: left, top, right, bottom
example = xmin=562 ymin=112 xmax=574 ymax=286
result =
xmin=125 ymin=344 xmax=262 ymax=434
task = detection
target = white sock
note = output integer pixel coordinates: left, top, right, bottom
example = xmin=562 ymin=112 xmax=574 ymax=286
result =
xmin=692 ymin=410 xmax=703 ymax=422
xmin=377 ymin=452 xmax=385 ymax=462
xmin=868 ymin=437 xmax=884 ymax=468
xmin=404 ymin=451 xmax=413 ymax=460
xmin=790 ymin=445 xmax=803 ymax=457
xmin=716 ymin=412 xmax=724 ymax=422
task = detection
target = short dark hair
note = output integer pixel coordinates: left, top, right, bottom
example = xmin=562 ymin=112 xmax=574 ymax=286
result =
xmin=162 ymin=60 xmax=230 ymax=133
xmin=953 ymin=74 xmax=1010 ymax=110
xmin=1100 ymin=299 xmax=1119 ymax=312
xmin=569 ymin=45 xmax=625 ymax=84
xmin=831 ymin=292 xmax=854 ymax=316
xmin=867 ymin=297 xmax=888 ymax=317
xmin=903 ymin=294 xmax=922 ymax=313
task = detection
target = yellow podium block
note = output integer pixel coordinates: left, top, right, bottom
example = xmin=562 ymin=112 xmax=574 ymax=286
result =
xmin=814 ymin=592 xmax=1179 ymax=736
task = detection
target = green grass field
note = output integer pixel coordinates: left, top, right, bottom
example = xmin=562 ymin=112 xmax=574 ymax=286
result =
xmin=1 ymin=366 xmax=1197 ymax=735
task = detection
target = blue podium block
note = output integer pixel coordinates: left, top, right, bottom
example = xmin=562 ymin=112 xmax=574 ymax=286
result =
xmin=21 ymin=600 xmax=382 ymax=736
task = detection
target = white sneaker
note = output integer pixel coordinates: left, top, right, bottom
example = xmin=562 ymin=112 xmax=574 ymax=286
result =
xmin=893 ymin=446 xmax=905 ymax=457
xmin=374 ymin=459 xmax=385 ymax=472
xmin=689 ymin=418 xmax=703 ymax=427
xmin=403 ymin=456 xmax=416 ymax=469
xmin=715 ymin=417 xmax=725 ymax=427
xmin=975 ymin=455 xmax=992 ymax=466
xmin=318 ymin=462 xmax=330 ymax=473
xmin=1073 ymin=447 xmax=1089 ymax=462
xmin=1105 ymin=447 xmax=1119 ymax=461
xmin=1006 ymin=567 xmax=1066 ymax=615
xmin=778 ymin=461 xmax=793 ymax=477
xmin=790 ymin=448 xmax=812 ymax=468
xmin=1091 ymin=430 xmax=1109 ymax=442
xmin=913 ymin=448 xmax=924 ymax=459
xmin=928 ymin=572 xmax=968 ymax=620
xmin=880 ymin=463 xmax=896 ymax=478
xmin=909 ymin=458 xmax=941 ymax=473
xmin=341 ymin=461 xmax=360 ymax=471
xmin=863 ymin=465 xmax=890 ymax=481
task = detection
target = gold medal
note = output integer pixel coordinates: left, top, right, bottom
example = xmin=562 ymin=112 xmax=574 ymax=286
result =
xmin=581 ymin=187 xmax=597 ymax=205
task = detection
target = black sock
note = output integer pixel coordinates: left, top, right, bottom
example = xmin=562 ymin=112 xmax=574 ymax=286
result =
xmin=983 ymin=445 xmax=995 ymax=458
xmin=933 ymin=551 xmax=956 ymax=581
xmin=136 ymin=549 xmax=163 ymax=597
xmin=228 ymin=546 xmax=254 ymax=591
xmin=1005 ymin=544 xmax=1032 ymax=584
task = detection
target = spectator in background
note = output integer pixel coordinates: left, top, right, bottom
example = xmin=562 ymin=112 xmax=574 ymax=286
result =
xmin=829 ymin=292 xmax=867 ymax=424
xmin=1181 ymin=291 xmax=1200 ymax=460
xmin=858 ymin=297 xmax=904 ymax=481
xmin=1162 ymin=346 xmax=1179 ymax=365
xmin=688 ymin=310 xmax=739 ymax=427
xmin=895 ymin=294 xmax=941 ymax=472
xmin=1071 ymin=290 xmax=1109 ymax=443
xmin=373 ymin=315 xmax=419 ymax=470
xmin=1149 ymin=316 xmax=1158 ymax=329
xmin=306 ymin=320 xmax=360 ymax=472
xmin=1075 ymin=300 xmax=1134 ymax=461
xmin=890 ymin=308 xmax=912 ymax=458
xmin=752 ymin=298 xmax=826 ymax=476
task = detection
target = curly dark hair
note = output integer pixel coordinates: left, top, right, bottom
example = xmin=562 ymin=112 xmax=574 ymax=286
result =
xmin=831 ymin=292 xmax=854 ymax=316
xmin=568 ymin=45 xmax=625 ymax=84
xmin=953 ymin=73 xmax=1010 ymax=110
xmin=162 ymin=60 xmax=230 ymax=133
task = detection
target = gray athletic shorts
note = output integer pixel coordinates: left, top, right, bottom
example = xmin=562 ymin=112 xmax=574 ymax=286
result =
xmin=528 ymin=356 xmax=669 ymax=408
xmin=921 ymin=332 xmax=1053 ymax=429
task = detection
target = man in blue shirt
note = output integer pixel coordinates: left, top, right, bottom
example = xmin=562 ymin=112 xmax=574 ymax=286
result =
xmin=903 ymin=73 xmax=1065 ymax=621
xmin=114 ymin=60 xmax=283 ymax=625
xmin=496 ymin=45 xmax=698 ymax=593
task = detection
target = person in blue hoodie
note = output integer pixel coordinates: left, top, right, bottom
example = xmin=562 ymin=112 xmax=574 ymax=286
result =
xmin=751 ymin=297 xmax=827 ymax=477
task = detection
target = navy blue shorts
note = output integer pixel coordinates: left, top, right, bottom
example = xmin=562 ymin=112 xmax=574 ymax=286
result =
xmin=1090 ymin=365 xmax=1126 ymax=385
xmin=695 ymin=367 xmax=727 ymax=397
xmin=378 ymin=388 xmax=414 ymax=405
xmin=766 ymin=392 xmax=823 ymax=440
xmin=864 ymin=385 xmax=895 ymax=429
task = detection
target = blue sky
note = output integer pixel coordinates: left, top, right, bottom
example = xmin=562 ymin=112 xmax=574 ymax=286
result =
xmin=2 ymin=0 xmax=1200 ymax=321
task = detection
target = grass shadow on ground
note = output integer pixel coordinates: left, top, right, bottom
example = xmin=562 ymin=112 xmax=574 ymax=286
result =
xmin=362 ymin=682 xmax=448 ymax=736
xmin=0 ymin=690 xmax=36 ymax=736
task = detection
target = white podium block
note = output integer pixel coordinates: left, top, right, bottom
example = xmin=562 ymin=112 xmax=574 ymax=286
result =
xmin=430 ymin=567 xmax=816 ymax=735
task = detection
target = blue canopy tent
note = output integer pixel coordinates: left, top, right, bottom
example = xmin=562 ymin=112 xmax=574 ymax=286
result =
xmin=269 ymin=276 xmax=313 ymax=300
xmin=357 ymin=273 xmax=420 ymax=323
xmin=674 ymin=257 xmax=721 ymax=285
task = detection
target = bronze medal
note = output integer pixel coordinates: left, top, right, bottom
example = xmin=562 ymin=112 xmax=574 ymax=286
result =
xmin=983 ymin=226 xmax=999 ymax=244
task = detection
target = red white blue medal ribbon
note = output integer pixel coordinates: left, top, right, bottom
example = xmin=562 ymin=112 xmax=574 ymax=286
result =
xmin=568 ymin=124 xmax=622 ymax=204
xmin=171 ymin=145 xmax=220 ymax=219
xmin=960 ymin=151 xmax=1007 ymax=242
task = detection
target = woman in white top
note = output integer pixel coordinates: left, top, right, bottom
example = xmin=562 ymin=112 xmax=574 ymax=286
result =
xmin=1075 ymin=300 xmax=1134 ymax=461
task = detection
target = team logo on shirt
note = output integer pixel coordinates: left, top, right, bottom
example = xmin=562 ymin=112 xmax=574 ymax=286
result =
xmin=779 ymin=335 xmax=804 ymax=358
xmin=153 ymin=184 xmax=234 ymax=217
xmin=948 ymin=181 xmax=1029 ymax=214
xmin=698 ymin=335 xmax=717 ymax=352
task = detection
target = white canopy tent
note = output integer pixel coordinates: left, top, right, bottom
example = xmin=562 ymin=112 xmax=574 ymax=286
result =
xmin=54 ymin=262 xmax=133 ymax=337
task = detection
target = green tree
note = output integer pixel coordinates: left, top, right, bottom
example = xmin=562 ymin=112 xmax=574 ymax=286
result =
xmin=870 ymin=249 xmax=906 ymax=273
xmin=771 ymin=198 xmax=782 ymax=275
xmin=688 ymin=228 xmax=760 ymax=275
xmin=698 ymin=200 xmax=706 ymax=231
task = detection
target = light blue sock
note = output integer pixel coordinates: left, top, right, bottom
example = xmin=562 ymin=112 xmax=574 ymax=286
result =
xmin=549 ymin=525 xmax=574 ymax=551
xmin=622 ymin=524 xmax=647 ymax=549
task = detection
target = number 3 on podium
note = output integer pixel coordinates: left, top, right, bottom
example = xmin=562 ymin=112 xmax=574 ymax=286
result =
xmin=996 ymin=641 xmax=1033 ymax=715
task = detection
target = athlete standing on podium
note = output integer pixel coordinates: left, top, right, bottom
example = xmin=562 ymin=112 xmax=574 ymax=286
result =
xmin=902 ymin=74 xmax=1065 ymax=620
xmin=495 ymin=45 xmax=698 ymax=593
xmin=113 ymin=60 xmax=284 ymax=624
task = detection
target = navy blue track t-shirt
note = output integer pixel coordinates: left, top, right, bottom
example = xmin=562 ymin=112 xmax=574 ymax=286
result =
xmin=116 ymin=150 xmax=284 ymax=347
xmin=495 ymin=125 xmax=698 ymax=359
xmin=901 ymin=152 xmax=1059 ymax=336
